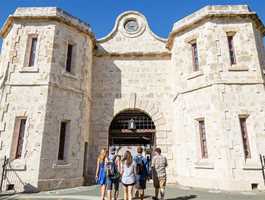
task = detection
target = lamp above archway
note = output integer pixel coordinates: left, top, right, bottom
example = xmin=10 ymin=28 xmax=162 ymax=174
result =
xmin=109 ymin=109 xmax=156 ymax=146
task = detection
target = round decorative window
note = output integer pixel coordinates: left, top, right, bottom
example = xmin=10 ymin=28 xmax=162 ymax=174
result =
xmin=124 ymin=19 xmax=139 ymax=33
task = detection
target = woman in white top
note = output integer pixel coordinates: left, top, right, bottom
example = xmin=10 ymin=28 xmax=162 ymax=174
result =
xmin=121 ymin=150 xmax=136 ymax=200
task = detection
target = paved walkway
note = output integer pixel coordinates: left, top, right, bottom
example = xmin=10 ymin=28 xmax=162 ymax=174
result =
xmin=1 ymin=184 xmax=264 ymax=200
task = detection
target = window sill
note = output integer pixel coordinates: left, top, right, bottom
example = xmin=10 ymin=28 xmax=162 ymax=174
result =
xmin=243 ymin=159 xmax=261 ymax=170
xmin=186 ymin=70 xmax=203 ymax=80
xmin=19 ymin=67 xmax=39 ymax=73
xmin=52 ymin=162 xmax=72 ymax=169
xmin=62 ymin=71 xmax=78 ymax=80
xmin=228 ymin=65 xmax=248 ymax=71
xmin=194 ymin=160 xmax=214 ymax=169
xmin=9 ymin=159 xmax=27 ymax=170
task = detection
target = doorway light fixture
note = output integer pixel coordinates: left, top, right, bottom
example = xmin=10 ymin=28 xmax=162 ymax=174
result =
xmin=128 ymin=118 xmax=136 ymax=130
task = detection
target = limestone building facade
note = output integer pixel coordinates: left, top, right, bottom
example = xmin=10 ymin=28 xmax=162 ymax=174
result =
xmin=0 ymin=5 xmax=265 ymax=192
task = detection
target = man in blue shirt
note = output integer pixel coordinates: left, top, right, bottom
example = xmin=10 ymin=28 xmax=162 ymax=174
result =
xmin=133 ymin=146 xmax=149 ymax=200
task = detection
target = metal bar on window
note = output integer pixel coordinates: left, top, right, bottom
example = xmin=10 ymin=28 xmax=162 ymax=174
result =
xmin=15 ymin=118 xmax=26 ymax=159
xmin=28 ymin=37 xmax=37 ymax=67
xmin=227 ymin=35 xmax=236 ymax=65
xmin=191 ymin=42 xmax=199 ymax=71
xmin=199 ymin=120 xmax=208 ymax=159
xmin=58 ymin=122 xmax=67 ymax=160
xmin=239 ymin=118 xmax=251 ymax=159
xmin=66 ymin=44 xmax=73 ymax=72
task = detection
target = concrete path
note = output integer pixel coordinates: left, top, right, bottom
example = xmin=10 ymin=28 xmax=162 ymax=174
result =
xmin=1 ymin=184 xmax=264 ymax=200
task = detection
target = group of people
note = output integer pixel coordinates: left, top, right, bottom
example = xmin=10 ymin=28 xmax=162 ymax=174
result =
xmin=95 ymin=146 xmax=168 ymax=200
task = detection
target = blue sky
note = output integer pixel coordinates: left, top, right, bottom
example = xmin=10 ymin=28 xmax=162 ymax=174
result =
xmin=0 ymin=0 xmax=264 ymax=47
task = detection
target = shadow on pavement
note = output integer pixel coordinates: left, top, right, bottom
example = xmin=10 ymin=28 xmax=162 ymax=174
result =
xmin=166 ymin=194 xmax=198 ymax=200
xmin=0 ymin=193 xmax=16 ymax=200
xmin=143 ymin=195 xmax=152 ymax=198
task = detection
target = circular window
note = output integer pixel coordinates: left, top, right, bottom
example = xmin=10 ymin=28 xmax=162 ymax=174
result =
xmin=124 ymin=19 xmax=139 ymax=33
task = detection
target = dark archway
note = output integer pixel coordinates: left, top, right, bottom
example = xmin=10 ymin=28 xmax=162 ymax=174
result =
xmin=109 ymin=109 xmax=156 ymax=146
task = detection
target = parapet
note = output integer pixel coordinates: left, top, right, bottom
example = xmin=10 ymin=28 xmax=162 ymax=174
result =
xmin=0 ymin=7 xmax=95 ymax=45
xmin=167 ymin=5 xmax=265 ymax=48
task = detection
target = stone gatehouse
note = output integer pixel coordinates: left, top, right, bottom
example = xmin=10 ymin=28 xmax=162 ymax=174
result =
xmin=0 ymin=5 xmax=265 ymax=192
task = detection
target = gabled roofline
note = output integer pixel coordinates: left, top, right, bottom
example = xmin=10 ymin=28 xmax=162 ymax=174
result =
xmin=97 ymin=10 xmax=167 ymax=44
xmin=0 ymin=7 xmax=96 ymax=47
xmin=167 ymin=5 xmax=265 ymax=49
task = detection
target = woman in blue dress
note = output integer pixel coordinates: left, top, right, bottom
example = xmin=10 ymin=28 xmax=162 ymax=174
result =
xmin=95 ymin=148 xmax=108 ymax=200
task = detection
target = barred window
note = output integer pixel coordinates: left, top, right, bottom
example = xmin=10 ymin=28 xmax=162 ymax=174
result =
xmin=109 ymin=109 xmax=155 ymax=146
xmin=227 ymin=34 xmax=236 ymax=65
xmin=11 ymin=117 xmax=27 ymax=159
xmin=58 ymin=121 xmax=70 ymax=160
xmin=28 ymin=37 xmax=38 ymax=67
xmin=198 ymin=119 xmax=208 ymax=159
xmin=191 ymin=41 xmax=199 ymax=71
xmin=239 ymin=117 xmax=251 ymax=159
xmin=65 ymin=44 xmax=73 ymax=73
xmin=110 ymin=110 xmax=155 ymax=130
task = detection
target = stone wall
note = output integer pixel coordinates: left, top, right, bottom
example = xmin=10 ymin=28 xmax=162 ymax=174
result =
xmin=174 ymin=84 xmax=265 ymax=190
xmin=0 ymin=19 xmax=55 ymax=191
xmin=171 ymin=8 xmax=265 ymax=190
xmin=0 ymin=8 xmax=94 ymax=192
xmin=90 ymin=6 xmax=265 ymax=191
xmin=38 ymin=21 xmax=93 ymax=190
xmin=90 ymin=56 xmax=175 ymax=177
xmin=90 ymin=11 xmax=175 ymax=181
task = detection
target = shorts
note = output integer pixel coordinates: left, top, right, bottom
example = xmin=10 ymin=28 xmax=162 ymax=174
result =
xmin=135 ymin=179 xmax=146 ymax=190
xmin=153 ymin=176 xmax=166 ymax=189
xmin=106 ymin=178 xmax=120 ymax=191
xmin=122 ymin=182 xmax=135 ymax=187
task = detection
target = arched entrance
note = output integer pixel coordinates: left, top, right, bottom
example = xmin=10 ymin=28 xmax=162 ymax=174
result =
xmin=109 ymin=109 xmax=156 ymax=149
